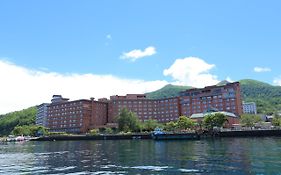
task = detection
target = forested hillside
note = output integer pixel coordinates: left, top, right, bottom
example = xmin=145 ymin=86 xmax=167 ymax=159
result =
xmin=146 ymin=84 xmax=192 ymax=99
xmin=240 ymin=79 xmax=281 ymax=114
xmin=0 ymin=107 xmax=36 ymax=136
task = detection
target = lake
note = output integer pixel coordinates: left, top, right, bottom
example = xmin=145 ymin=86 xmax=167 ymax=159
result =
xmin=0 ymin=137 xmax=281 ymax=174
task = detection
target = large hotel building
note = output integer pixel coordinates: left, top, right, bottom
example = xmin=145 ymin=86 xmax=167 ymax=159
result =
xmin=44 ymin=95 xmax=108 ymax=133
xmin=108 ymin=94 xmax=180 ymax=123
xmin=37 ymin=82 xmax=243 ymax=133
xmin=179 ymin=82 xmax=242 ymax=116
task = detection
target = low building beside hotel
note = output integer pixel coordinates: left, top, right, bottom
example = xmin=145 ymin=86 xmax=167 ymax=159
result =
xmin=190 ymin=111 xmax=240 ymax=128
xmin=243 ymin=102 xmax=257 ymax=114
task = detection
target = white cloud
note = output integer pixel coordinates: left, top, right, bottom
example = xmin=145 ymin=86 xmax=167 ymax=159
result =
xmin=106 ymin=34 xmax=112 ymax=39
xmin=273 ymin=77 xmax=281 ymax=86
xmin=120 ymin=46 xmax=156 ymax=62
xmin=0 ymin=60 xmax=168 ymax=114
xmin=226 ymin=76 xmax=234 ymax=82
xmin=163 ymin=57 xmax=219 ymax=87
xmin=254 ymin=67 xmax=271 ymax=73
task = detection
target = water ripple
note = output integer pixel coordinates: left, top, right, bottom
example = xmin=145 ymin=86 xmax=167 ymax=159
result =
xmin=1 ymin=138 xmax=281 ymax=174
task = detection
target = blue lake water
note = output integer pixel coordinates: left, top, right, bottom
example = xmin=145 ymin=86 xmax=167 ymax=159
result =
xmin=1 ymin=137 xmax=281 ymax=174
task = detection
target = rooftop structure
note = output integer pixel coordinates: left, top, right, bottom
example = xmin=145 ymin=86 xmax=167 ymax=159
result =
xmin=51 ymin=95 xmax=69 ymax=103
xmin=190 ymin=111 xmax=239 ymax=128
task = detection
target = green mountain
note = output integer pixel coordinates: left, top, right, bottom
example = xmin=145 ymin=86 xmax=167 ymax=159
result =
xmin=240 ymin=79 xmax=281 ymax=114
xmin=216 ymin=80 xmax=230 ymax=86
xmin=146 ymin=79 xmax=281 ymax=114
xmin=146 ymin=84 xmax=193 ymax=99
xmin=0 ymin=107 xmax=36 ymax=136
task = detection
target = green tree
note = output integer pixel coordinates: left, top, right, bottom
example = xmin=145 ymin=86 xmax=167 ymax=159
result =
xmin=240 ymin=114 xmax=262 ymax=127
xmin=142 ymin=119 xmax=162 ymax=131
xmin=89 ymin=129 xmax=99 ymax=135
xmin=272 ymin=117 xmax=281 ymax=127
xmin=0 ymin=107 xmax=37 ymax=136
xmin=177 ymin=116 xmax=195 ymax=130
xmin=30 ymin=125 xmax=48 ymax=136
xmin=164 ymin=121 xmax=177 ymax=132
xmin=203 ymin=113 xmax=228 ymax=130
xmin=12 ymin=126 xmax=28 ymax=136
xmin=104 ymin=127 xmax=113 ymax=134
xmin=116 ymin=108 xmax=141 ymax=132
xmin=12 ymin=125 xmax=48 ymax=136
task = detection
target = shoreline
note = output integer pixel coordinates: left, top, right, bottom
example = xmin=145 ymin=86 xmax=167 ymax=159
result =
xmin=32 ymin=129 xmax=281 ymax=141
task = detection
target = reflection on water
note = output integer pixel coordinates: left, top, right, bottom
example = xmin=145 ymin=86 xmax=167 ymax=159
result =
xmin=0 ymin=137 xmax=281 ymax=174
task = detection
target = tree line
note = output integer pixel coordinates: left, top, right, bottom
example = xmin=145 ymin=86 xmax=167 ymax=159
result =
xmin=3 ymin=107 xmax=281 ymax=137
xmin=114 ymin=108 xmax=228 ymax=133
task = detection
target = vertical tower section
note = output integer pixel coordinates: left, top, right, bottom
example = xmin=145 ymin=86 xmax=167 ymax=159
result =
xmin=36 ymin=103 xmax=49 ymax=127
xmin=90 ymin=98 xmax=108 ymax=129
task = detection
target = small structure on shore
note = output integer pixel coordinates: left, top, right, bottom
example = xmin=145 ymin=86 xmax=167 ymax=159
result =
xmin=190 ymin=111 xmax=240 ymax=128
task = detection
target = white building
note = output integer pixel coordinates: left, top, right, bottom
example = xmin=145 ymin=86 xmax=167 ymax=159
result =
xmin=243 ymin=102 xmax=257 ymax=114
xmin=36 ymin=103 xmax=49 ymax=127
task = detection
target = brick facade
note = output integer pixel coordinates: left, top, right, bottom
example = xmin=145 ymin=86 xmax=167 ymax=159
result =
xmin=47 ymin=96 xmax=108 ymax=133
xmin=108 ymin=95 xmax=180 ymax=123
xmin=39 ymin=82 xmax=243 ymax=133
xmin=179 ymin=82 xmax=242 ymax=116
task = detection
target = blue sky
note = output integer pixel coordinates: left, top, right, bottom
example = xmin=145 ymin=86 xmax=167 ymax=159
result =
xmin=0 ymin=1 xmax=281 ymax=113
